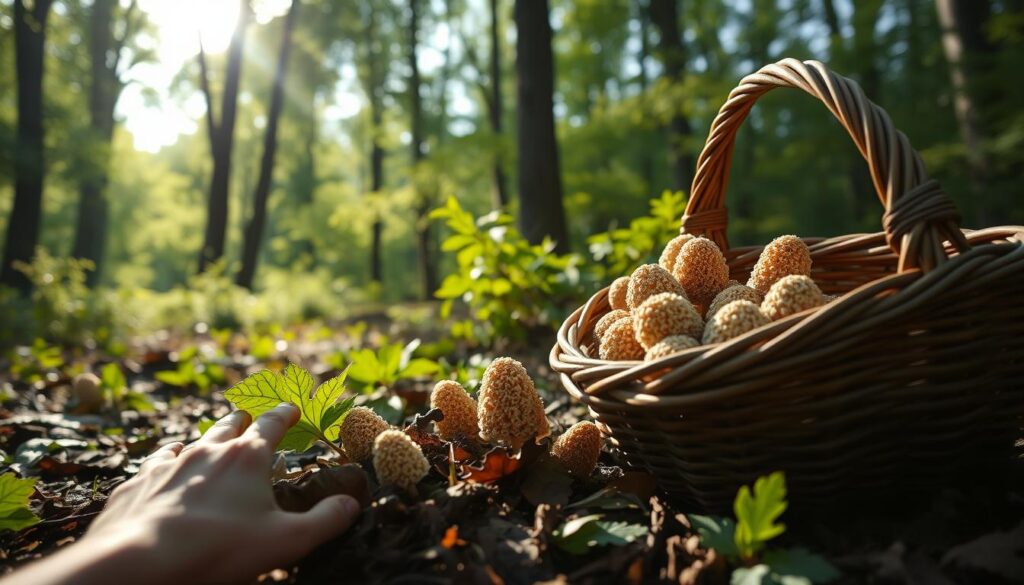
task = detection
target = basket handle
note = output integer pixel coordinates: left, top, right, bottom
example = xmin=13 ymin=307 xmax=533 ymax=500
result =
xmin=681 ymin=58 xmax=969 ymax=273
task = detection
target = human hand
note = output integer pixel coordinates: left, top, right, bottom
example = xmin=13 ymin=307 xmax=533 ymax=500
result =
xmin=5 ymin=403 xmax=361 ymax=585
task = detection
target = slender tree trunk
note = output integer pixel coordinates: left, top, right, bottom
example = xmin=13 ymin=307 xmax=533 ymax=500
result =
xmin=236 ymin=2 xmax=297 ymax=289
xmin=636 ymin=0 xmax=654 ymax=196
xmin=198 ymin=0 xmax=250 ymax=273
xmin=514 ymin=0 xmax=568 ymax=252
xmin=72 ymin=0 xmax=135 ymax=287
xmin=364 ymin=4 xmax=385 ymax=286
xmin=935 ymin=0 xmax=995 ymax=222
xmin=488 ymin=0 xmax=509 ymax=210
xmin=1 ymin=0 xmax=54 ymax=293
xmin=294 ymin=112 xmax=317 ymax=265
xmin=408 ymin=0 xmax=436 ymax=298
xmin=649 ymin=0 xmax=693 ymax=192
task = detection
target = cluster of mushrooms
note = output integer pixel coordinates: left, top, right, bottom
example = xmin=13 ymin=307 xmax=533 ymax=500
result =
xmin=595 ymin=234 xmax=832 ymax=361
xmin=340 ymin=357 xmax=601 ymax=492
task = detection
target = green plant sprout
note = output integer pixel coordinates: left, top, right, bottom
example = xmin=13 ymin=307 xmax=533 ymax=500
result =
xmin=155 ymin=345 xmax=226 ymax=395
xmin=346 ymin=339 xmax=440 ymax=393
xmin=688 ymin=472 xmax=839 ymax=585
xmin=99 ymin=363 xmax=154 ymax=413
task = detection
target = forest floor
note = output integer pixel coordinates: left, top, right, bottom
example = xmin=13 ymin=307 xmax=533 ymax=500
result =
xmin=0 ymin=321 xmax=1021 ymax=584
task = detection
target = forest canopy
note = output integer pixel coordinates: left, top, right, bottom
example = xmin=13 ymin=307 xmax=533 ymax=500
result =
xmin=0 ymin=0 xmax=1022 ymax=345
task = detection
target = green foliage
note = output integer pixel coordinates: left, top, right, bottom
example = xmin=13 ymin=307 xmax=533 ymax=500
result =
xmin=689 ymin=472 xmax=838 ymax=584
xmin=431 ymin=197 xmax=589 ymax=345
xmin=7 ymin=339 xmax=64 ymax=385
xmin=346 ymin=339 xmax=440 ymax=393
xmin=587 ymin=191 xmax=688 ymax=278
xmin=223 ymin=363 xmax=355 ymax=452
xmin=551 ymin=513 xmax=648 ymax=555
xmin=154 ymin=345 xmax=226 ymax=395
xmin=11 ymin=248 xmax=118 ymax=347
xmin=734 ymin=471 xmax=788 ymax=559
xmin=99 ymin=363 xmax=154 ymax=413
xmin=0 ymin=473 xmax=40 ymax=533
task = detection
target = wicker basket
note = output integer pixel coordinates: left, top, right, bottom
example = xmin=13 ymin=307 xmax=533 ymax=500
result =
xmin=549 ymin=59 xmax=1024 ymax=512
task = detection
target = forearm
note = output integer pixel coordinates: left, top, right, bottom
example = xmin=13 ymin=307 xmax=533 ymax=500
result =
xmin=3 ymin=531 xmax=174 ymax=585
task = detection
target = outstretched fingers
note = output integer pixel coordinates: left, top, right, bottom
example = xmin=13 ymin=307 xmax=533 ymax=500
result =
xmin=272 ymin=496 xmax=361 ymax=559
xmin=241 ymin=402 xmax=300 ymax=453
xmin=199 ymin=409 xmax=253 ymax=444
xmin=139 ymin=441 xmax=184 ymax=472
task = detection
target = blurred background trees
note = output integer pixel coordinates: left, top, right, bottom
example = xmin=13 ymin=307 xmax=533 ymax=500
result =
xmin=0 ymin=0 xmax=1022 ymax=328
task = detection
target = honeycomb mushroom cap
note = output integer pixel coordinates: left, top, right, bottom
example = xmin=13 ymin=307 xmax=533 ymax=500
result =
xmin=644 ymin=335 xmax=699 ymax=361
xmin=672 ymin=237 xmax=730 ymax=306
xmin=594 ymin=309 xmax=629 ymax=341
xmin=430 ymin=380 xmax=479 ymax=441
xmin=633 ymin=292 xmax=703 ymax=349
xmin=747 ymin=235 xmax=812 ymax=295
xmin=340 ymin=406 xmax=391 ymax=462
xmin=598 ymin=316 xmax=645 ymax=361
xmin=702 ymin=300 xmax=771 ymax=344
xmin=608 ymin=277 xmax=630 ymax=311
xmin=659 ymin=234 xmax=695 ymax=272
xmin=761 ymin=274 xmax=825 ymax=321
xmin=706 ymin=284 xmax=763 ymax=320
xmin=551 ymin=421 xmax=603 ymax=479
xmin=626 ymin=264 xmax=687 ymax=310
xmin=372 ymin=430 xmax=430 ymax=491
xmin=477 ymin=357 xmax=550 ymax=449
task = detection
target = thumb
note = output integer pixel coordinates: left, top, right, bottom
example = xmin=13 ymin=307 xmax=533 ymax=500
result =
xmin=276 ymin=495 xmax=362 ymax=557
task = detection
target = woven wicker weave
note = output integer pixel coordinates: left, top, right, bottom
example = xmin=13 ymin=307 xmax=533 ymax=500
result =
xmin=549 ymin=59 xmax=1024 ymax=512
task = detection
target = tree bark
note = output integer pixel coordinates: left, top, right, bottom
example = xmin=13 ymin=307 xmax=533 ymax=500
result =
xmin=935 ymin=0 xmax=995 ymax=221
xmin=72 ymin=0 xmax=137 ymax=287
xmin=636 ymin=0 xmax=654 ymax=195
xmin=648 ymin=0 xmax=693 ymax=192
xmin=363 ymin=3 xmax=385 ymax=286
xmin=408 ymin=0 xmax=437 ymax=298
xmin=236 ymin=1 xmax=297 ymax=289
xmin=198 ymin=0 xmax=250 ymax=274
xmin=1 ymin=0 xmax=54 ymax=293
xmin=514 ymin=0 xmax=569 ymax=253
xmin=488 ymin=0 xmax=509 ymax=210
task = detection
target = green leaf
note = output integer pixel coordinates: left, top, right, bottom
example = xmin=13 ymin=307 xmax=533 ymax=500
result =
xmin=347 ymin=349 xmax=383 ymax=385
xmin=734 ymin=472 xmax=788 ymax=559
xmin=155 ymin=370 xmax=189 ymax=387
xmin=552 ymin=514 xmax=649 ymax=555
xmin=0 ymin=473 xmax=39 ymax=533
xmin=763 ymin=548 xmax=840 ymax=584
xmin=689 ymin=514 xmax=740 ymax=557
xmin=123 ymin=391 xmax=155 ymax=413
xmin=100 ymin=363 xmax=126 ymax=393
xmin=223 ymin=364 xmax=352 ymax=452
xmin=401 ymin=358 xmax=441 ymax=378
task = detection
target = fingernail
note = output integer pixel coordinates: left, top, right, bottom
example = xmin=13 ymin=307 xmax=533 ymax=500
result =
xmin=276 ymin=402 xmax=298 ymax=412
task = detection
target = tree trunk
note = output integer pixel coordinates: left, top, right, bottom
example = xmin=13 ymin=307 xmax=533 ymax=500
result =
xmin=636 ymin=0 xmax=654 ymax=196
xmin=72 ymin=0 xmax=134 ymax=287
xmin=198 ymin=0 xmax=250 ymax=273
xmin=1 ymin=0 xmax=54 ymax=293
xmin=514 ymin=0 xmax=569 ymax=253
xmin=363 ymin=4 xmax=385 ymax=286
xmin=935 ymin=0 xmax=995 ymax=221
xmin=408 ymin=0 xmax=437 ymax=298
xmin=236 ymin=1 xmax=297 ymax=289
xmin=489 ymin=0 xmax=509 ymax=210
xmin=648 ymin=0 xmax=693 ymax=192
